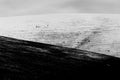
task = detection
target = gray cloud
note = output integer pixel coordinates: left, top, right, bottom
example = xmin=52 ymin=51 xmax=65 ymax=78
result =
xmin=0 ymin=0 xmax=74 ymax=16
xmin=65 ymin=0 xmax=120 ymax=13
xmin=0 ymin=0 xmax=120 ymax=17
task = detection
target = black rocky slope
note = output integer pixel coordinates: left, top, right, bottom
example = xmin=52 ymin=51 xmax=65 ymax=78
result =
xmin=0 ymin=36 xmax=119 ymax=80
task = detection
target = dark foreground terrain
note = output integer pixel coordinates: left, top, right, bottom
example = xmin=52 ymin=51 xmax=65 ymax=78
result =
xmin=0 ymin=36 xmax=120 ymax=79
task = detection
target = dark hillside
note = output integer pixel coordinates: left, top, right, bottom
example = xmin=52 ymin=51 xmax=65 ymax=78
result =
xmin=0 ymin=36 xmax=119 ymax=79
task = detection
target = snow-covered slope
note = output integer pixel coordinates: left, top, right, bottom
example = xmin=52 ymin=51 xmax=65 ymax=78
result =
xmin=0 ymin=14 xmax=120 ymax=57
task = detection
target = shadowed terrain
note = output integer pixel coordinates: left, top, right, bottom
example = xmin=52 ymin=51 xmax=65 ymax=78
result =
xmin=0 ymin=36 xmax=120 ymax=79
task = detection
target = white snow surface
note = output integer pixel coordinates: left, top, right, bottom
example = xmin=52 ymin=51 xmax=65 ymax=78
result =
xmin=0 ymin=13 xmax=120 ymax=57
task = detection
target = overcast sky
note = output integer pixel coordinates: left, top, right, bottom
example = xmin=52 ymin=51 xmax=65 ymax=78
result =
xmin=0 ymin=0 xmax=120 ymax=17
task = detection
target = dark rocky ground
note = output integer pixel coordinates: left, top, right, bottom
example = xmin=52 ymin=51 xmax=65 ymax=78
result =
xmin=0 ymin=36 xmax=119 ymax=80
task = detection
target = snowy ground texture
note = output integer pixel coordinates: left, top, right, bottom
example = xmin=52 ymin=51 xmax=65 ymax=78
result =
xmin=0 ymin=14 xmax=120 ymax=57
